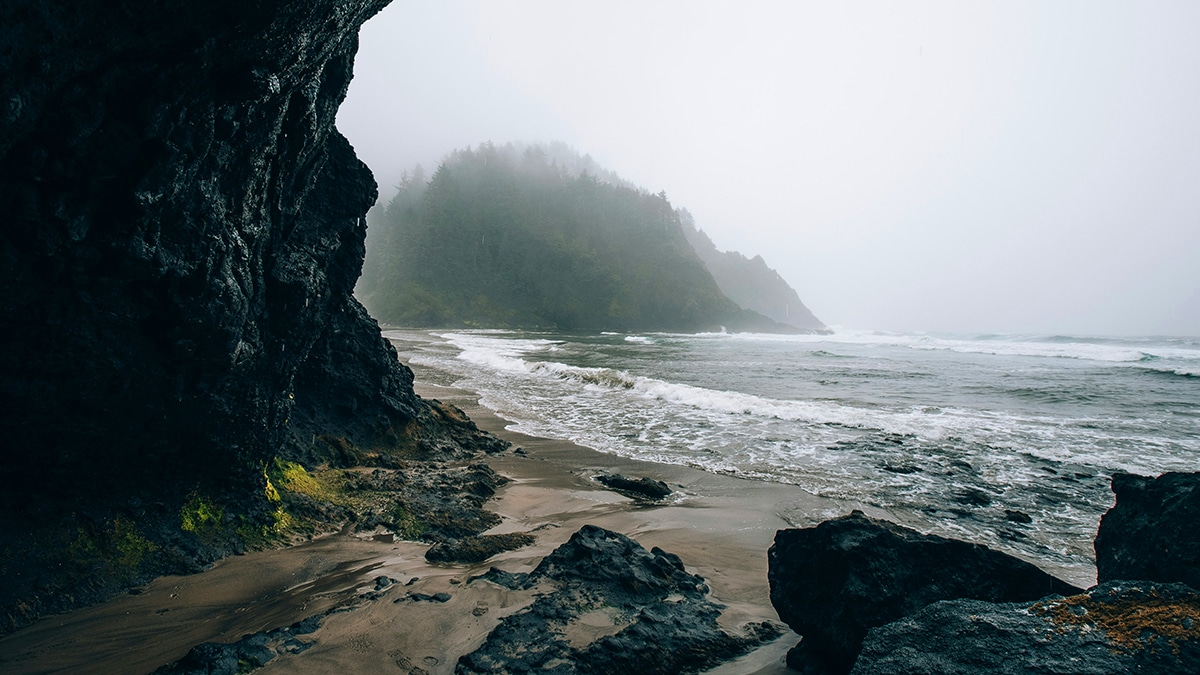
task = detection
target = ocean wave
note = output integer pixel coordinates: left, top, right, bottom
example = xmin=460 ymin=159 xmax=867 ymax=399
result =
xmin=438 ymin=332 xmax=561 ymax=373
xmin=494 ymin=355 xmax=989 ymax=441
xmin=436 ymin=332 xmax=1128 ymax=447
xmin=1004 ymin=387 xmax=1105 ymax=405
xmin=1139 ymin=365 xmax=1200 ymax=379
xmin=715 ymin=329 xmax=1200 ymax=366
xmin=408 ymin=327 xmax=1198 ymax=586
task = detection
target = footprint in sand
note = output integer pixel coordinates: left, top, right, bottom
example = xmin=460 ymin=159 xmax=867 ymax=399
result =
xmin=386 ymin=648 xmax=411 ymax=669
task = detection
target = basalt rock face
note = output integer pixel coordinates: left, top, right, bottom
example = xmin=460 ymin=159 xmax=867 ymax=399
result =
xmin=1 ymin=0 xmax=404 ymax=504
xmin=768 ymin=511 xmax=1080 ymax=675
xmin=0 ymin=0 xmax=450 ymax=631
xmin=1095 ymin=472 xmax=1200 ymax=590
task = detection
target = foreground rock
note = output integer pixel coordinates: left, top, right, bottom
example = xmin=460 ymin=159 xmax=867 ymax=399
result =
xmin=459 ymin=525 xmax=780 ymax=674
xmin=852 ymin=581 xmax=1200 ymax=674
xmin=768 ymin=511 xmax=1080 ymax=675
xmin=1095 ymin=471 xmax=1200 ymax=589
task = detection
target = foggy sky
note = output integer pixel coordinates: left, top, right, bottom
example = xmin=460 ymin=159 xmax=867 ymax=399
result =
xmin=338 ymin=1 xmax=1200 ymax=337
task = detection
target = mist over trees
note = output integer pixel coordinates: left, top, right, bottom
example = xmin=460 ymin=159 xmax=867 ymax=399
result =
xmin=680 ymin=210 xmax=825 ymax=331
xmin=358 ymin=142 xmax=816 ymax=333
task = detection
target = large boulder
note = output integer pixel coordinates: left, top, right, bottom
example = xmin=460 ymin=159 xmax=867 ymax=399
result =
xmin=768 ymin=511 xmax=1080 ymax=675
xmin=1095 ymin=472 xmax=1200 ymax=589
xmin=851 ymin=581 xmax=1200 ymax=675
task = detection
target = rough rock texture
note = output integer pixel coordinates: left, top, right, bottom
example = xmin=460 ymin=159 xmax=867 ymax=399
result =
xmin=335 ymin=463 xmax=510 ymax=542
xmin=0 ymin=0 xmax=520 ymax=634
xmin=0 ymin=0 xmax=407 ymax=506
xmin=1095 ymin=472 xmax=1200 ymax=590
xmin=459 ymin=525 xmax=781 ymax=675
xmin=768 ymin=510 xmax=1080 ymax=675
xmin=851 ymin=581 xmax=1200 ymax=675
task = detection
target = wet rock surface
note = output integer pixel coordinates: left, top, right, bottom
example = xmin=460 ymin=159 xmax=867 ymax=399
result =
xmin=851 ymin=581 xmax=1200 ymax=675
xmin=425 ymin=533 xmax=536 ymax=564
xmin=154 ymin=615 xmax=324 ymax=675
xmin=595 ymin=474 xmax=673 ymax=501
xmin=353 ymin=462 xmax=510 ymax=542
xmin=459 ymin=525 xmax=781 ymax=675
xmin=768 ymin=510 xmax=1080 ymax=675
xmin=1095 ymin=471 xmax=1200 ymax=589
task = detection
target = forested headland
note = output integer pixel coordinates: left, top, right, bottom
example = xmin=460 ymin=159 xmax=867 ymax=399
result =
xmin=358 ymin=142 xmax=823 ymax=333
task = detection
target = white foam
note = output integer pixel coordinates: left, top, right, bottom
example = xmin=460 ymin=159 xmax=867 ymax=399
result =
xmin=698 ymin=329 xmax=1200 ymax=367
xmin=404 ymin=327 xmax=1198 ymax=585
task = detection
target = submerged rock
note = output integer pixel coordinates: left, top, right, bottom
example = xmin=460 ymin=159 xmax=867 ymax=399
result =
xmin=852 ymin=581 xmax=1200 ymax=675
xmin=459 ymin=524 xmax=780 ymax=675
xmin=595 ymin=474 xmax=673 ymax=501
xmin=768 ymin=510 xmax=1080 ymax=675
xmin=1095 ymin=471 xmax=1200 ymax=589
xmin=425 ymin=533 xmax=536 ymax=564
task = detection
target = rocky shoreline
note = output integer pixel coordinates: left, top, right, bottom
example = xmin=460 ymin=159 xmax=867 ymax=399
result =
xmin=3 ymin=379 xmax=1195 ymax=674
xmin=0 ymin=381 xmax=818 ymax=674
xmin=3 ymin=2 xmax=1196 ymax=673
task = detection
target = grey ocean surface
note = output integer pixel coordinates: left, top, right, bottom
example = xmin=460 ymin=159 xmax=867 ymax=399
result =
xmin=386 ymin=328 xmax=1200 ymax=580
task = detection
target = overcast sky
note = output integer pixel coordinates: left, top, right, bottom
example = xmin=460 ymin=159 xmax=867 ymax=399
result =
xmin=338 ymin=1 xmax=1200 ymax=337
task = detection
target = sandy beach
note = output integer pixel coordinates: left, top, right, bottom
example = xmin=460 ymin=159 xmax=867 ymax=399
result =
xmin=0 ymin=381 xmax=872 ymax=675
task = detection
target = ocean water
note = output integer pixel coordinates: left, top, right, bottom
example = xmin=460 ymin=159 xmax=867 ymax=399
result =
xmin=385 ymin=328 xmax=1200 ymax=579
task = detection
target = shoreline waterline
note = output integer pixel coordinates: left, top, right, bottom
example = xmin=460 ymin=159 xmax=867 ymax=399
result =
xmin=393 ymin=328 xmax=1134 ymax=587
xmin=1 ymin=379 xmax=863 ymax=674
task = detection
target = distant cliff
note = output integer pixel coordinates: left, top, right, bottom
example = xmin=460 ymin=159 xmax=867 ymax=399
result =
xmin=0 ymin=0 xmax=494 ymax=632
xmin=358 ymin=143 xmax=791 ymax=334
xmin=681 ymin=212 xmax=825 ymax=332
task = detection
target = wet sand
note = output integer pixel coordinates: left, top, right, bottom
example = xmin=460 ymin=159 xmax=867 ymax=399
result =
xmin=0 ymin=382 xmax=869 ymax=675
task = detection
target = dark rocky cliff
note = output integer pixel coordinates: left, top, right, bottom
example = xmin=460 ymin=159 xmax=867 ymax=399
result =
xmin=0 ymin=0 xmax=494 ymax=631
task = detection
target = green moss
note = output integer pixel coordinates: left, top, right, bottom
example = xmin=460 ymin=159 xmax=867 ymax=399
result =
xmin=111 ymin=516 xmax=157 ymax=569
xmin=389 ymin=505 xmax=425 ymax=541
xmin=64 ymin=516 xmax=157 ymax=582
xmin=268 ymin=458 xmax=327 ymax=499
xmin=180 ymin=494 xmax=225 ymax=536
xmin=264 ymin=476 xmax=281 ymax=503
